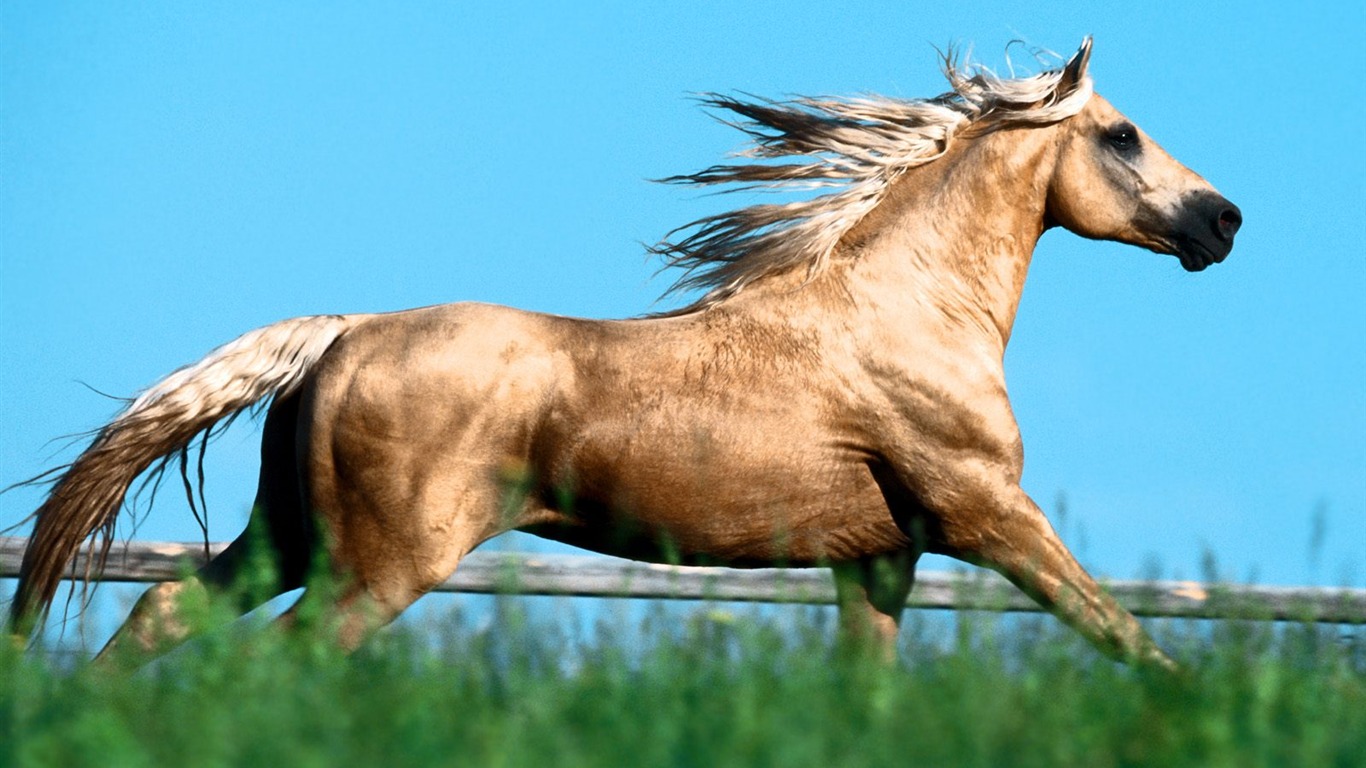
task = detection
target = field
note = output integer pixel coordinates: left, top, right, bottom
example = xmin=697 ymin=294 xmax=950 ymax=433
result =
xmin=3 ymin=592 xmax=1364 ymax=768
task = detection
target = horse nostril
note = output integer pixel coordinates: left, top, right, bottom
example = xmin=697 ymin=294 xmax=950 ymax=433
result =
xmin=1217 ymin=205 xmax=1242 ymax=240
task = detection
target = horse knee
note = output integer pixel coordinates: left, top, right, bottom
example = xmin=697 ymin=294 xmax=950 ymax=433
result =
xmin=835 ymin=601 xmax=901 ymax=661
xmin=832 ymin=552 xmax=916 ymax=661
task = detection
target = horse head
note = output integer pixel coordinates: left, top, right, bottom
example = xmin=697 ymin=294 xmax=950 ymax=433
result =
xmin=1043 ymin=41 xmax=1242 ymax=271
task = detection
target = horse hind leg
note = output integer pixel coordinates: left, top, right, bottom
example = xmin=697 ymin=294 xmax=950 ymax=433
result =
xmin=96 ymin=394 xmax=315 ymax=662
xmin=277 ymin=439 xmax=514 ymax=653
xmin=273 ymin=491 xmax=501 ymax=653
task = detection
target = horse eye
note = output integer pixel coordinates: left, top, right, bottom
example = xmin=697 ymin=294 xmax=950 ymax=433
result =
xmin=1105 ymin=123 xmax=1140 ymax=152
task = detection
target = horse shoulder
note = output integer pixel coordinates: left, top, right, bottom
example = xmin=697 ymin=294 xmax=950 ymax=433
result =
xmin=842 ymin=323 xmax=1025 ymax=500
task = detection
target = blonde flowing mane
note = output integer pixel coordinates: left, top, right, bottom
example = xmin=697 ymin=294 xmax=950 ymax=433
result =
xmin=654 ymin=39 xmax=1095 ymax=310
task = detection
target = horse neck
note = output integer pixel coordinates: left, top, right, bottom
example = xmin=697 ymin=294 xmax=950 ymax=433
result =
xmin=835 ymin=126 xmax=1058 ymax=351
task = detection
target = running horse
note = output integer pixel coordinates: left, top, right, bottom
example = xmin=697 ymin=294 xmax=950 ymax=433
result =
xmin=8 ymin=39 xmax=1240 ymax=667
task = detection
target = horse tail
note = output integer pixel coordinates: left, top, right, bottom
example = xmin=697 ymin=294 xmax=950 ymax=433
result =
xmin=8 ymin=313 xmax=365 ymax=638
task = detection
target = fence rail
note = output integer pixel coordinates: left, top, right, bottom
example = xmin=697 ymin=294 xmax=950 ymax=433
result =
xmin=2 ymin=537 xmax=1363 ymax=623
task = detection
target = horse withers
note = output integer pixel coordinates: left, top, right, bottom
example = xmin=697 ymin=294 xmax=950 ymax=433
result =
xmin=9 ymin=39 xmax=1240 ymax=668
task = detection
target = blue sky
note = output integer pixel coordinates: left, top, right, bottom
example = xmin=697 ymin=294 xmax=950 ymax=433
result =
xmin=2 ymin=3 xmax=1363 ymax=641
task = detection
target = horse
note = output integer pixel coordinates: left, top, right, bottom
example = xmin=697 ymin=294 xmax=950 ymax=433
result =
xmin=7 ymin=39 xmax=1240 ymax=668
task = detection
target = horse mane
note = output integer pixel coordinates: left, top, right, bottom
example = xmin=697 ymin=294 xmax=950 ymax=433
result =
xmin=652 ymin=39 xmax=1096 ymax=312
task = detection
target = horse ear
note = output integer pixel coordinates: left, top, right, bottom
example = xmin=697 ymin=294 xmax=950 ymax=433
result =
xmin=1058 ymin=37 xmax=1093 ymax=95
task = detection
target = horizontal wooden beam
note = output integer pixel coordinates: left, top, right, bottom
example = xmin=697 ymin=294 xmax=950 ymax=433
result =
xmin=2 ymin=537 xmax=1363 ymax=623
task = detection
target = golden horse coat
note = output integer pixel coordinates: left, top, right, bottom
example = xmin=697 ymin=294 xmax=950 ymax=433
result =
xmin=10 ymin=40 xmax=1241 ymax=668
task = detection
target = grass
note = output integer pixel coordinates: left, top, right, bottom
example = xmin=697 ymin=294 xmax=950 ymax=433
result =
xmin=2 ymin=594 xmax=1363 ymax=768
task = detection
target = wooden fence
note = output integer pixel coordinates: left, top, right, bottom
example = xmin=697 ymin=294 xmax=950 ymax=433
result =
xmin=2 ymin=537 xmax=1363 ymax=623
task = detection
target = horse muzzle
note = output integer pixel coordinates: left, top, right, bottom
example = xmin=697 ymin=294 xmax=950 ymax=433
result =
xmin=1171 ymin=192 xmax=1242 ymax=272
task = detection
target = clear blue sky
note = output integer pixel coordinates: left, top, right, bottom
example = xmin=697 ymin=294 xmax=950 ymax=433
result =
xmin=3 ymin=3 xmax=1363 ymax=641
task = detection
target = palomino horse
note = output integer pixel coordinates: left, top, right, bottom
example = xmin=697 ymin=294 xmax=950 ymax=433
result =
xmin=9 ymin=39 xmax=1239 ymax=667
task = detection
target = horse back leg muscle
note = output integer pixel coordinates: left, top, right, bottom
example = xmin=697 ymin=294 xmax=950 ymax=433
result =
xmin=285 ymin=468 xmax=508 ymax=651
xmin=289 ymin=386 xmax=524 ymax=650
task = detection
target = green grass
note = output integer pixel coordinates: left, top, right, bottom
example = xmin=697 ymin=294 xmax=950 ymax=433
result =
xmin=2 ymin=600 xmax=1363 ymax=768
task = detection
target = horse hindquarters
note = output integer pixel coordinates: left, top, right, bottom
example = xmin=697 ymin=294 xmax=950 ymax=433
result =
xmin=277 ymin=310 xmax=550 ymax=650
xmin=105 ymin=304 xmax=561 ymax=654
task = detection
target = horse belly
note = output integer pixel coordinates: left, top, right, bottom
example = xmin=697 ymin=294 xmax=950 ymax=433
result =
xmin=529 ymin=441 xmax=911 ymax=566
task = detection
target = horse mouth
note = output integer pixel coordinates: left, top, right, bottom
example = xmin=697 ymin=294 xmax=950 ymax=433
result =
xmin=1177 ymin=243 xmax=1217 ymax=272
xmin=1175 ymin=237 xmax=1229 ymax=272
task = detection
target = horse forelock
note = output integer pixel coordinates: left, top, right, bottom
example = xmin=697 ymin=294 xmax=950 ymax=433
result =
xmin=653 ymin=41 xmax=1095 ymax=312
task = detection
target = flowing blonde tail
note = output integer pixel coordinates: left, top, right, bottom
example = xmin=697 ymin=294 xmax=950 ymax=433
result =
xmin=9 ymin=313 xmax=362 ymax=637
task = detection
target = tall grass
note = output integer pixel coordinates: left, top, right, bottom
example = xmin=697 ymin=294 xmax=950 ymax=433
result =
xmin=3 ymin=594 xmax=1363 ymax=768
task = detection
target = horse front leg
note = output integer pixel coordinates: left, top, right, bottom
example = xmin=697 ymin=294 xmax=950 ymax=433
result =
xmin=939 ymin=482 xmax=1175 ymax=670
xmin=831 ymin=550 xmax=917 ymax=662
